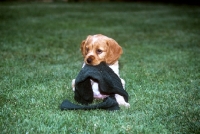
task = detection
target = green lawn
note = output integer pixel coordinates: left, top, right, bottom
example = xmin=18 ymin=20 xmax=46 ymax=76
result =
xmin=0 ymin=2 xmax=200 ymax=133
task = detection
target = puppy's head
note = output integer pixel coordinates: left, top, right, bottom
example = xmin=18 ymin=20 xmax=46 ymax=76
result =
xmin=81 ymin=34 xmax=123 ymax=65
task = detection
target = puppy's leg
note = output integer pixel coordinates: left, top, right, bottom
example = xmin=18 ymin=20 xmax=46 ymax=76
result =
xmin=72 ymin=79 xmax=75 ymax=91
xmin=91 ymin=80 xmax=108 ymax=99
xmin=115 ymin=94 xmax=130 ymax=108
xmin=115 ymin=78 xmax=130 ymax=107
xmin=91 ymin=80 xmax=99 ymax=96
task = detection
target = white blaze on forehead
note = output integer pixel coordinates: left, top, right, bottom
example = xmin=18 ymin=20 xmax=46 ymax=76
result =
xmin=91 ymin=36 xmax=98 ymax=44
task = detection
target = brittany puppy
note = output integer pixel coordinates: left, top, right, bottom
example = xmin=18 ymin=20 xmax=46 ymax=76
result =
xmin=72 ymin=34 xmax=130 ymax=107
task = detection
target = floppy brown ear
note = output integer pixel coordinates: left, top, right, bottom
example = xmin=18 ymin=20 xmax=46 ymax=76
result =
xmin=80 ymin=40 xmax=86 ymax=57
xmin=106 ymin=39 xmax=123 ymax=64
xmin=80 ymin=35 xmax=92 ymax=57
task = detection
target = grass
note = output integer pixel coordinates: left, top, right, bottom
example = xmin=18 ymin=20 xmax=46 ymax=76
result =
xmin=0 ymin=1 xmax=200 ymax=133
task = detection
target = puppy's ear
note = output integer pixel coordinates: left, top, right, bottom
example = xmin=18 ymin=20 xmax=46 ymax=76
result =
xmin=80 ymin=40 xmax=86 ymax=57
xmin=106 ymin=39 xmax=123 ymax=64
xmin=80 ymin=35 xmax=92 ymax=57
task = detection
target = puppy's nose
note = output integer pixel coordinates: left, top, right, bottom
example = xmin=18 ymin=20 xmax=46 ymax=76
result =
xmin=87 ymin=56 xmax=94 ymax=64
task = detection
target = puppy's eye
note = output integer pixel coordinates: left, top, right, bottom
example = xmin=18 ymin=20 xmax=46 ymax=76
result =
xmin=97 ymin=49 xmax=103 ymax=54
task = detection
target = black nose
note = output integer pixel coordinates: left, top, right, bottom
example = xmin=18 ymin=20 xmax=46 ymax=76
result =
xmin=87 ymin=57 xmax=92 ymax=64
xmin=87 ymin=56 xmax=94 ymax=64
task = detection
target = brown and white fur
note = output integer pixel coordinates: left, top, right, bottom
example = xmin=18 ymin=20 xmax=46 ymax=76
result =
xmin=72 ymin=34 xmax=130 ymax=107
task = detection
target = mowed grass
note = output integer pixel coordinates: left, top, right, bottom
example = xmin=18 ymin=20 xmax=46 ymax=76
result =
xmin=0 ymin=2 xmax=200 ymax=133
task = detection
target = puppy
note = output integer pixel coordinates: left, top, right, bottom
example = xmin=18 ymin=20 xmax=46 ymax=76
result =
xmin=72 ymin=34 xmax=130 ymax=107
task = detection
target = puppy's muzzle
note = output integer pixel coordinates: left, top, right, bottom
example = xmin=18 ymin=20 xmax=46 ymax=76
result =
xmin=86 ymin=56 xmax=95 ymax=64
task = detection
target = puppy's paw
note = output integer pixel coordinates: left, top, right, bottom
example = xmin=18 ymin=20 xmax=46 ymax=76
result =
xmin=115 ymin=94 xmax=130 ymax=108
xmin=122 ymin=102 xmax=130 ymax=108
xmin=118 ymin=101 xmax=130 ymax=108
xmin=72 ymin=79 xmax=75 ymax=91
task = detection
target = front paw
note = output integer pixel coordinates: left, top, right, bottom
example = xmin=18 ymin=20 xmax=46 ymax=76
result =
xmin=115 ymin=94 xmax=130 ymax=108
